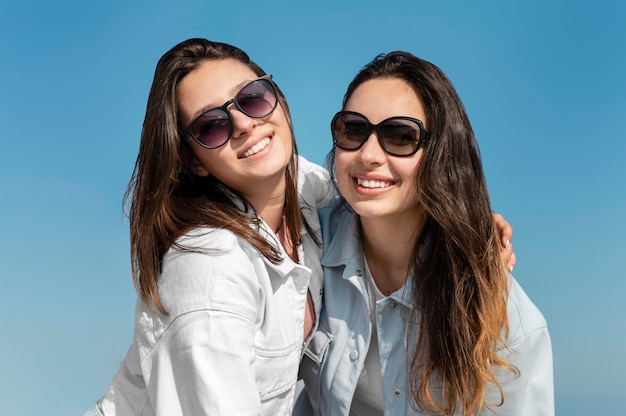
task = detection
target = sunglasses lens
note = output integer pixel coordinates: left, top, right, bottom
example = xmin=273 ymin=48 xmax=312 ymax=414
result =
xmin=380 ymin=120 xmax=422 ymax=155
xmin=236 ymin=79 xmax=277 ymax=118
xmin=332 ymin=113 xmax=370 ymax=150
xmin=186 ymin=77 xmax=278 ymax=149
xmin=332 ymin=112 xmax=424 ymax=156
xmin=190 ymin=109 xmax=231 ymax=148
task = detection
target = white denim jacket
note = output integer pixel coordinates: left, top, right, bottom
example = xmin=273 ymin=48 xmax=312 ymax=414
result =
xmin=298 ymin=203 xmax=555 ymax=416
xmin=85 ymin=157 xmax=333 ymax=416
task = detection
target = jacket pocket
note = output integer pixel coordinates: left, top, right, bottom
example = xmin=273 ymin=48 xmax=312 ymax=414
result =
xmin=255 ymin=343 xmax=300 ymax=401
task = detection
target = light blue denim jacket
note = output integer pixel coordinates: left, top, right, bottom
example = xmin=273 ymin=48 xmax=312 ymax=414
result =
xmin=298 ymin=202 xmax=554 ymax=416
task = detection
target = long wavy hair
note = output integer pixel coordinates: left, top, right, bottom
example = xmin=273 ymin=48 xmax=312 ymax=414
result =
xmin=124 ymin=38 xmax=303 ymax=314
xmin=327 ymin=52 xmax=518 ymax=415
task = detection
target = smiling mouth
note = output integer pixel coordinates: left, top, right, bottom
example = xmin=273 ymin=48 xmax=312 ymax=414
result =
xmin=355 ymin=177 xmax=393 ymax=189
xmin=240 ymin=137 xmax=271 ymax=159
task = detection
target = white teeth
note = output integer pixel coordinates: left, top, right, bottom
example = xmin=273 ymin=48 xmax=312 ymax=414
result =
xmin=242 ymin=138 xmax=270 ymax=158
xmin=356 ymin=178 xmax=392 ymax=188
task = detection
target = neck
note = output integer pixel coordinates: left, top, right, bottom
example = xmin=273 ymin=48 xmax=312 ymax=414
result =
xmin=250 ymin=178 xmax=300 ymax=263
xmin=360 ymin=210 xmax=425 ymax=296
xmin=243 ymin=175 xmax=287 ymax=233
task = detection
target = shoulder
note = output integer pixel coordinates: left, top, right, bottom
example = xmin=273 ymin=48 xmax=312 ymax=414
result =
xmin=318 ymin=199 xmax=352 ymax=238
xmin=497 ymin=276 xmax=554 ymax=412
xmin=297 ymin=155 xmax=334 ymax=209
xmin=318 ymin=202 xmax=362 ymax=267
xmin=175 ymin=226 xmax=238 ymax=250
xmin=297 ymin=155 xmax=328 ymax=180
xmin=506 ymin=276 xmax=549 ymax=347
xmin=158 ymin=227 xmax=264 ymax=318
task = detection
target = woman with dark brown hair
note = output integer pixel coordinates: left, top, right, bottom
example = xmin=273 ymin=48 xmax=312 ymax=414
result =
xmin=298 ymin=52 xmax=553 ymax=415
xmin=84 ymin=38 xmax=334 ymax=415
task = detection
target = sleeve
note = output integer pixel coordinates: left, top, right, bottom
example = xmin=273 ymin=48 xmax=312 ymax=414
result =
xmin=143 ymin=240 xmax=266 ymax=416
xmin=297 ymin=155 xmax=335 ymax=210
xmin=494 ymin=279 xmax=555 ymax=416
xmin=497 ymin=326 xmax=554 ymax=416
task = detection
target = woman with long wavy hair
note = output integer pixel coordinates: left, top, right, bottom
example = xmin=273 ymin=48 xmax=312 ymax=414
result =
xmin=298 ymin=52 xmax=553 ymax=415
xmin=84 ymin=38 xmax=334 ymax=415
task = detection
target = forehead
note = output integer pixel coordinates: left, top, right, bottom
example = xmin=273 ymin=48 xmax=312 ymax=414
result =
xmin=177 ymin=59 xmax=258 ymax=123
xmin=345 ymin=78 xmax=427 ymax=126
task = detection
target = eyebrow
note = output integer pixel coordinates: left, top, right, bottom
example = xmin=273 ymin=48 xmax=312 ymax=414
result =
xmin=189 ymin=78 xmax=254 ymax=121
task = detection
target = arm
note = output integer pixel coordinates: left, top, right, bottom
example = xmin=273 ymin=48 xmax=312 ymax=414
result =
xmin=144 ymin=237 xmax=265 ymax=415
xmin=150 ymin=308 xmax=261 ymax=415
xmin=495 ymin=278 xmax=554 ymax=416
xmin=497 ymin=326 xmax=554 ymax=416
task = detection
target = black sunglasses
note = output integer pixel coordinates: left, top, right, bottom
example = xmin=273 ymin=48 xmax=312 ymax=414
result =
xmin=331 ymin=111 xmax=427 ymax=156
xmin=184 ymin=74 xmax=278 ymax=149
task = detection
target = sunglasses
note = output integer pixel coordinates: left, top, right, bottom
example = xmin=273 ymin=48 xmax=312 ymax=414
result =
xmin=183 ymin=74 xmax=278 ymax=149
xmin=331 ymin=111 xmax=427 ymax=156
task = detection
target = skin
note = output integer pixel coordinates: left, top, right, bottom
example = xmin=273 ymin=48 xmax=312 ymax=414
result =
xmin=497 ymin=213 xmax=516 ymax=270
xmin=177 ymin=58 xmax=293 ymax=232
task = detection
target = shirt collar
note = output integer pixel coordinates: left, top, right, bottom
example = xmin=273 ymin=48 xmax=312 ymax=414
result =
xmin=320 ymin=205 xmax=417 ymax=310
xmin=320 ymin=204 xmax=362 ymax=268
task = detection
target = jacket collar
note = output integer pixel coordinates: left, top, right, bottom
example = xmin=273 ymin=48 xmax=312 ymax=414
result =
xmin=225 ymin=188 xmax=306 ymax=277
xmin=320 ymin=206 xmax=361 ymax=268
xmin=321 ymin=206 xmax=416 ymax=310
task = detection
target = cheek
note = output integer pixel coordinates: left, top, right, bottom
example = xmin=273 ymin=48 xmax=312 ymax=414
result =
xmin=401 ymin=151 xmax=423 ymax=178
xmin=334 ymin=150 xmax=354 ymax=192
xmin=271 ymin=109 xmax=295 ymax=152
xmin=334 ymin=149 xmax=352 ymax=171
xmin=189 ymin=144 xmax=225 ymax=177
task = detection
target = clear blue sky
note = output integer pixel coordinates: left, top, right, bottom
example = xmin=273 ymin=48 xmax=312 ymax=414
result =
xmin=1 ymin=1 xmax=624 ymax=414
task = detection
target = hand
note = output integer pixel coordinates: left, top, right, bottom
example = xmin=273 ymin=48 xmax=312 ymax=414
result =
xmin=493 ymin=213 xmax=516 ymax=272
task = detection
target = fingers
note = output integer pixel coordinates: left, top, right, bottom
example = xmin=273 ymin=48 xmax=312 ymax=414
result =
xmin=493 ymin=212 xmax=516 ymax=272
xmin=493 ymin=213 xmax=513 ymax=248
xmin=503 ymin=241 xmax=516 ymax=272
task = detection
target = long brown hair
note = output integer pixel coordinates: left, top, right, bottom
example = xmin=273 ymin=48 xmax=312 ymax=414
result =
xmin=124 ymin=38 xmax=303 ymax=314
xmin=328 ymin=52 xmax=518 ymax=415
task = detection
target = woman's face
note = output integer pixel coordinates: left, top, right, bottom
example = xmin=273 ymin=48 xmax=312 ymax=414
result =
xmin=335 ymin=77 xmax=427 ymax=222
xmin=177 ymin=59 xmax=293 ymax=199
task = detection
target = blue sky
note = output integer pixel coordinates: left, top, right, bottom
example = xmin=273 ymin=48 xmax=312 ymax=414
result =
xmin=1 ymin=1 xmax=624 ymax=414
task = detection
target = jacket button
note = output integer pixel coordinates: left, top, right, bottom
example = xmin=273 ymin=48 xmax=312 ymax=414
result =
xmin=349 ymin=350 xmax=359 ymax=361
xmin=391 ymin=302 xmax=398 ymax=309
xmin=356 ymin=269 xmax=363 ymax=276
xmin=394 ymin=389 xmax=401 ymax=396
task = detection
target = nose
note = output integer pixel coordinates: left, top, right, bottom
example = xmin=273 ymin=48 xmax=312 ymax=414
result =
xmin=230 ymin=108 xmax=257 ymax=140
xmin=357 ymin=131 xmax=386 ymax=165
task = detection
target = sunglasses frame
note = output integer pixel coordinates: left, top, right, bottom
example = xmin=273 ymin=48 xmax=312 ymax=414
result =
xmin=331 ymin=110 xmax=428 ymax=157
xmin=183 ymin=74 xmax=278 ymax=149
